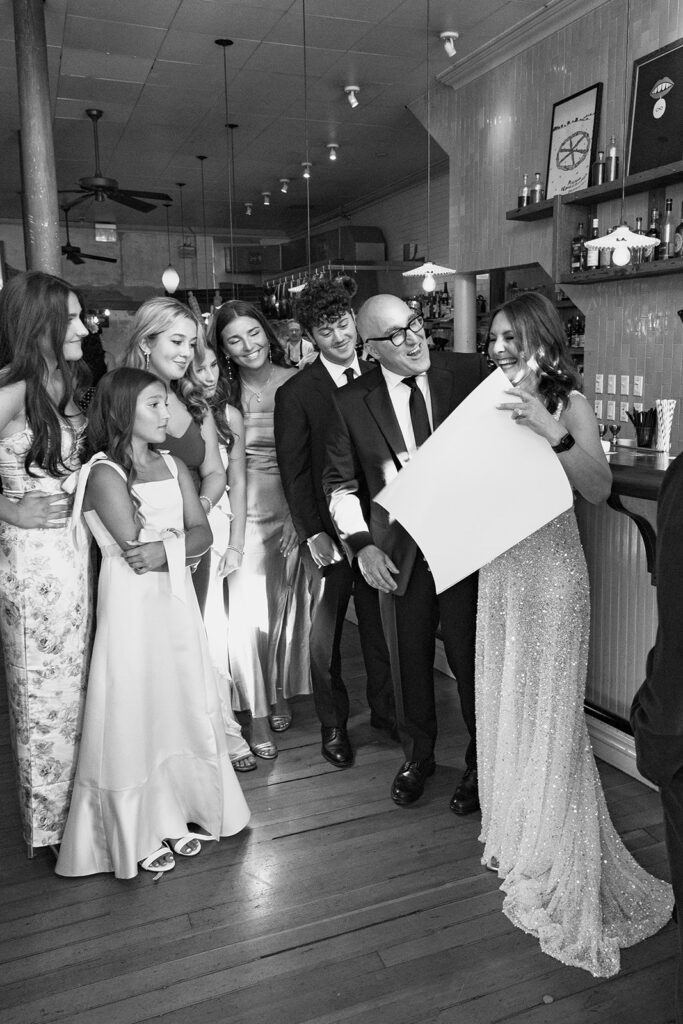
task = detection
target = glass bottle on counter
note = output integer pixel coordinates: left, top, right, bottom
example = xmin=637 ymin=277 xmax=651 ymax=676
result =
xmin=441 ymin=280 xmax=450 ymax=316
xmin=571 ymin=221 xmax=586 ymax=273
xmin=517 ymin=173 xmax=530 ymax=208
xmin=531 ymin=171 xmax=545 ymax=203
xmin=606 ymin=135 xmax=619 ymax=182
xmin=659 ymin=198 xmax=676 ymax=260
xmin=643 ymin=209 xmax=661 ymax=262
xmin=591 ymin=150 xmax=605 ymax=186
xmin=585 ymin=217 xmax=600 ymax=269
xmin=675 ymin=201 xmax=683 ymax=258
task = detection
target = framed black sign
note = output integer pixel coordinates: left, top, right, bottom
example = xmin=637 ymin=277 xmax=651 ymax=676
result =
xmin=627 ymin=37 xmax=683 ymax=175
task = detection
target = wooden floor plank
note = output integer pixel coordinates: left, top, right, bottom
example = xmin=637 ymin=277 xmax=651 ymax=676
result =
xmin=0 ymin=625 xmax=676 ymax=1024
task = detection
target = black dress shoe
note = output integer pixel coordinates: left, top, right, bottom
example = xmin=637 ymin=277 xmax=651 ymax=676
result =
xmin=391 ymin=757 xmax=436 ymax=806
xmin=321 ymin=727 xmax=353 ymax=768
xmin=449 ymin=767 xmax=480 ymax=815
xmin=370 ymin=712 xmax=400 ymax=743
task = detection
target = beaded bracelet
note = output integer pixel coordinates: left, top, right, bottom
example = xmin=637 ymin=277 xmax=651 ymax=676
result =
xmin=199 ymin=495 xmax=214 ymax=515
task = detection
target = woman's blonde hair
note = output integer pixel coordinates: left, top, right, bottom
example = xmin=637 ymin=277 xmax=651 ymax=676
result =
xmin=123 ymin=297 xmax=209 ymax=422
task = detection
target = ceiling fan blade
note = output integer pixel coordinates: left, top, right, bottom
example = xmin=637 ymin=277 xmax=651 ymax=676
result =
xmin=115 ymin=188 xmax=174 ymax=202
xmin=108 ymin=190 xmax=156 ymax=213
xmin=78 ymin=252 xmax=118 ymax=264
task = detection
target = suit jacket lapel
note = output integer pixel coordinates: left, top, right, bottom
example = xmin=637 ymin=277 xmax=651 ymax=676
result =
xmin=427 ymin=365 xmax=454 ymax=429
xmin=364 ymin=375 xmax=409 ymax=466
xmin=309 ymin=354 xmax=336 ymax=397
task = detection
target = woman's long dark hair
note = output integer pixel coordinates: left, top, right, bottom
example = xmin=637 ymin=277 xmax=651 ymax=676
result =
xmin=87 ymin=367 xmax=166 ymax=526
xmin=0 ymin=271 xmax=90 ymax=477
xmin=488 ymin=292 xmax=581 ymax=414
xmin=203 ymin=340 xmax=236 ymax=453
xmin=123 ymin=296 xmax=209 ymax=424
xmin=212 ymin=300 xmax=286 ymax=413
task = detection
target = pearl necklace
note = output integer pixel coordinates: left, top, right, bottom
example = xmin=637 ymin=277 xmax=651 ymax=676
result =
xmin=242 ymin=368 xmax=274 ymax=404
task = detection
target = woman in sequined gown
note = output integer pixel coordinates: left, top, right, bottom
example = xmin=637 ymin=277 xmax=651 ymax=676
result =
xmin=123 ymin=298 xmax=226 ymax=614
xmin=476 ymin=292 xmax=673 ymax=976
xmin=214 ymin=301 xmax=312 ymax=759
xmin=0 ymin=272 xmax=93 ymax=853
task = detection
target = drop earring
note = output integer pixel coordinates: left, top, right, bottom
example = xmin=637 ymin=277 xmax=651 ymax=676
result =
xmin=227 ymin=360 xmax=233 ymax=383
xmin=144 ymin=351 xmax=150 ymax=371
xmin=268 ymin=346 xmax=272 ymax=363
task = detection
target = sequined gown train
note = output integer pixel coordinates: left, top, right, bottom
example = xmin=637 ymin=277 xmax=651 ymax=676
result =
xmin=227 ymin=409 xmax=311 ymax=717
xmin=476 ymin=507 xmax=673 ymax=976
xmin=0 ymin=425 xmax=92 ymax=849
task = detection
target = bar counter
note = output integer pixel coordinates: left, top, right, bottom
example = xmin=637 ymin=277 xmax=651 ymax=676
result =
xmin=577 ymin=445 xmax=679 ymax=784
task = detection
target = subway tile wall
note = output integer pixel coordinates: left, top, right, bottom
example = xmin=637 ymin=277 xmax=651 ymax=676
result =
xmin=430 ymin=0 xmax=683 ymax=450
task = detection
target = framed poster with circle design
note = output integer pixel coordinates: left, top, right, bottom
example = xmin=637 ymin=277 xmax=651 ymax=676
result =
xmin=627 ymin=37 xmax=683 ymax=175
xmin=545 ymin=83 xmax=603 ymax=199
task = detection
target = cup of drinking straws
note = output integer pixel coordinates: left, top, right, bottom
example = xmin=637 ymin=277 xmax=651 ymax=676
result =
xmin=627 ymin=406 xmax=656 ymax=448
xmin=655 ymin=399 xmax=677 ymax=453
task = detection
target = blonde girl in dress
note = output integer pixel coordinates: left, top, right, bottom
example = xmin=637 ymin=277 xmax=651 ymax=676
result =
xmin=56 ymin=367 xmax=249 ymax=879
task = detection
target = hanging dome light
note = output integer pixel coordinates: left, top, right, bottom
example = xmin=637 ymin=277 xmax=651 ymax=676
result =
xmin=244 ymin=202 xmax=253 ymax=216
xmin=262 ymin=191 xmax=271 ymax=206
xmin=280 ymin=178 xmax=290 ymax=193
xmin=584 ymin=222 xmax=659 ymax=267
xmin=302 ymin=161 xmax=312 ymax=179
xmin=326 ymin=143 xmax=339 ymax=161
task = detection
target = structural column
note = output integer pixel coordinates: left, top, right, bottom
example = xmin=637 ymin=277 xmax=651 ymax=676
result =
xmin=452 ymin=272 xmax=477 ymax=352
xmin=13 ymin=0 xmax=61 ymax=273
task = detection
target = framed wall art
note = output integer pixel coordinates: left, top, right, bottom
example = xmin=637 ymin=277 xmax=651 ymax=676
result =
xmin=627 ymin=37 xmax=683 ymax=175
xmin=545 ymin=83 xmax=602 ymax=198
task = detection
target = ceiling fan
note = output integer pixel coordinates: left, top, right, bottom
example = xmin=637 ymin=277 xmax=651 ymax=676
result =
xmin=61 ymin=206 xmax=117 ymax=265
xmin=61 ymin=108 xmax=172 ymax=214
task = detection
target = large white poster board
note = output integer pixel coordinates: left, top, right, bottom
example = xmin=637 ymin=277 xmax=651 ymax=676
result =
xmin=375 ymin=368 xmax=573 ymax=592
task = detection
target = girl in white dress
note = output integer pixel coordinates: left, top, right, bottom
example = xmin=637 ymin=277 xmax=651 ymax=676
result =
xmin=56 ymin=367 xmax=250 ymax=879
xmin=476 ymin=292 xmax=672 ymax=975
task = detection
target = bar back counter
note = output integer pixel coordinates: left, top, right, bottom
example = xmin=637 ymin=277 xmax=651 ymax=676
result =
xmin=576 ymin=447 xmax=675 ymax=785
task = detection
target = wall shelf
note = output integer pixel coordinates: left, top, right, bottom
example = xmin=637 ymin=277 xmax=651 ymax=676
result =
xmin=560 ymin=159 xmax=683 ymax=208
xmin=505 ymin=199 xmax=554 ymax=222
xmin=559 ymin=260 xmax=683 ymax=285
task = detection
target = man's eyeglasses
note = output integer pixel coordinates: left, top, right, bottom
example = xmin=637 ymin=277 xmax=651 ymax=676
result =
xmin=364 ymin=314 xmax=425 ymax=348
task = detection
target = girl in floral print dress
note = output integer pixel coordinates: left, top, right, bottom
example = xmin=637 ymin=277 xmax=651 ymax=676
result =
xmin=0 ymin=271 xmax=93 ymax=854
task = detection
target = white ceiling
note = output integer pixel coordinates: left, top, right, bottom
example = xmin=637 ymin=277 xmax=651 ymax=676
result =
xmin=1 ymin=0 xmax=552 ymax=239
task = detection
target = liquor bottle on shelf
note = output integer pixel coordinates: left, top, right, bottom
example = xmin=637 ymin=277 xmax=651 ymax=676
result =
xmin=442 ymin=280 xmax=450 ymax=315
xmin=643 ymin=209 xmax=660 ymax=262
xmin=675 ymin=201 xmax=683 ymax=258
xmin=531 ymin=171 xmax=545 ymax=203
xmin=591 ymin=150 xmax=605 ymax=186
xmin=585 ymin=217 xmax=600 ymax=270
xmin=570 ymin=221 xmax=586 ymax=273
xmin=517 ymin=173 xmax=530 ymax=208
xmin=606 ymin=135 xmax=619 ymax=182
xmin=659 ymin=198 xmax=676 ymax=260
xmin=632 ymin=215 xmax=645 ymax=265
xmin=599 ymin=227 xmax=617 ymax=270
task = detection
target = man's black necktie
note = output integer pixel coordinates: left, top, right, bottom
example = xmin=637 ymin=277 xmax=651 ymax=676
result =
xmin=402 ymin=376 xmax=431 ymax=447
xmin=343 ymin=367 xmax=356 ymax=385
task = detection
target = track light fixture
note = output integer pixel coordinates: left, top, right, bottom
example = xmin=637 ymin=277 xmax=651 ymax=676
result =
xmin=326 ymin=143 xmax=339 ymax=161
xmin=262 ymin=192 xmax=271 ymax=206
xmin=440 ymin=31 xmax=459 ymax=58
xmin=344 ymin=85 xmax=359 ymax=108
xmin=244 ymin=202 xmax=253 ymax=216
xmin=280 ymin=178 xmax=290 ymax=194
xmin=302 ymin=161 xmax=312 ymax=179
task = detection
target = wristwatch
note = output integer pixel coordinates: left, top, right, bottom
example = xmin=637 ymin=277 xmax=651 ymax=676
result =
xmin=551 ymin=432 xmax=575 ymax=453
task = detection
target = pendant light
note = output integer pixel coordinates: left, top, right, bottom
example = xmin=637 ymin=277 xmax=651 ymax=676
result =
xmin=403 ymin=0 xmax=455 ymax=293
xmin=216 ymin=38 xmax=237 ymax=298
xmin=196 ymin=155 xmax=211 ymax=307
xmin=176 ymin=181 xmax=188 ymax=291
xmin=161 ymin=202 xmax=180 ymax=294
xmin=584 ymin=0 xmax=658 ymax=265
xmin=302 ymin=0 xmax=312 ymax=275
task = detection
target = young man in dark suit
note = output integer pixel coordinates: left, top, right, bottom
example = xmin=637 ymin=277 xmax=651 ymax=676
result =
xmin=632 ymin=452 xmax=683 ymax=1024
xmin=274 ymin=278 xmax=394 ymax=769
xmin=323 ymin=294 xmax=489 ymax=808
